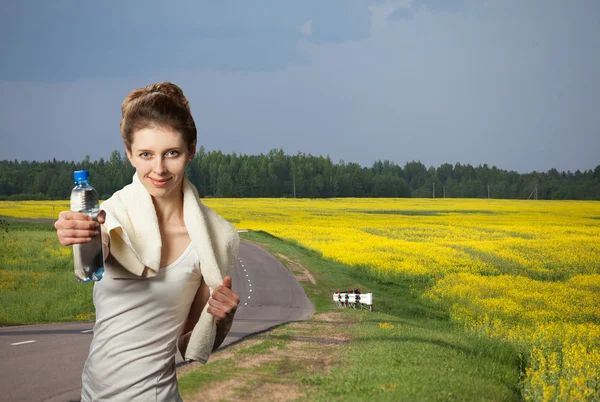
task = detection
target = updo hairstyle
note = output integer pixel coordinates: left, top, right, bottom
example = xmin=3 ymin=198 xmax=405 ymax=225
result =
xmin=120 ymin=82 xmax=197 ymax=152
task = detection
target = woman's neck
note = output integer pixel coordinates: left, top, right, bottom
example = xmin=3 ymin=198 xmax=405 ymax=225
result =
xmin=152 ymin=187 xmax=185 ymax=226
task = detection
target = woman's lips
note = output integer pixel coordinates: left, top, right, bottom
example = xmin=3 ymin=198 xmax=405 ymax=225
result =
xmin=149 ymin=177 xmax=172 ymax=188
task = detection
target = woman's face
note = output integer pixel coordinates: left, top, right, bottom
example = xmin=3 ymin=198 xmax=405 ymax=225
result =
xmin=126 ymin=126 xmax=195 ymax=199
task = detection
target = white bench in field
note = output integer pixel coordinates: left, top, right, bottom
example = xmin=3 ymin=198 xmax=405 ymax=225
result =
xmin=333 ymin=292 xmax=373 ymax=312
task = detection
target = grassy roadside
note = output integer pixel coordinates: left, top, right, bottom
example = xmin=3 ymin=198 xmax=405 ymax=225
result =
xmin=0 ymin=220 xmax=95 ymax=326
xmin=178 ymin=231 xmax=522 ymax=401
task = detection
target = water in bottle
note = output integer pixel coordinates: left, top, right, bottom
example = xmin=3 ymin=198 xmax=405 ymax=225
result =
xmin=70 ymin=170 xmax=104 ymax=282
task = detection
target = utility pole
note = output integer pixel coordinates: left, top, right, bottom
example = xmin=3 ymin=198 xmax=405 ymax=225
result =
xmin=293 ymin=178 xmax=296 ymax=199
xmin=527 ymin=185 xmax=538 ymax=200
xmin=433 ymin=182 xmax=435 ymax=198
xmin=488 ymin=184 xmax=490 ymax=199
xmin=443 ymin=185 xmax=446 ymax=198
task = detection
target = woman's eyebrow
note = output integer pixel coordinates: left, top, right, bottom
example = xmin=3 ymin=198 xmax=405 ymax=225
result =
xmin=135 ymin=147 xmax=182 ymax=153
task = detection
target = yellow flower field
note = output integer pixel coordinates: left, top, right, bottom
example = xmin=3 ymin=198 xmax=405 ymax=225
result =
xmin=207 ymin=198 xmax=600 ymax=401
xmin=1 ymin=198 xmax=599 ymax=400
xmin=0 ymin=201 xmax=69 ymax=221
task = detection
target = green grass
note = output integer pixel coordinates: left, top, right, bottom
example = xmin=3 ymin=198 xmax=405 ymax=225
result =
xmin=232 ymin=231 xmax=522 ymax=401
xmin=305 ymin=313 xmax=521 ymax=401
xmin=177 ymin=231 xmax=523 ymax=401
xmin=177 ymin=358 xmax=237 ymax=391
xmin=0 ymin=220 xmax=95 ymax=325
xmin=2 ymin=222 xmax=523 ymax=400
xmin=0 ymin=219 xmax=56 ymax=231
xmin=237 ymin=335 xmax=290 ymax=355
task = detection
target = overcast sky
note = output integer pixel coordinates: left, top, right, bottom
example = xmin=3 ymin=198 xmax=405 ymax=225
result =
xmin=1 ymin=0 xmax=599 ymax=173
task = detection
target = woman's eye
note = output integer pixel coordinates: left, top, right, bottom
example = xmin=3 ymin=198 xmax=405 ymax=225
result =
xmin=140 ymin=152 xmax=150 ymax=158
xmin=167 ymin=150 xmax=180 ymax=157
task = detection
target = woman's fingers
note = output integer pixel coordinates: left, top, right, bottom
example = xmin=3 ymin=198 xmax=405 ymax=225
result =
xmin=97 ymin=210 xmax=106 ymax=224
xmin=55 ymin=217 xmax=99 ymax=231
xmin=62 ymin=228 xmax=100 ymax=239
xmin=56 ymin=211 xmax=100 ymax=228
xmin=57 ymin=231 xmax=98 ymax=246
xmin=208 ymin=287 xmax=239 ymax=321
xmin=207 ymin=298 xmax=230 ymax=318
xmin=211 ymin=286 xmax=240 ymax=305
xmin=59 ymin=211 xmax=93 ymax=222
xmin=208 ymin=297 xmax=236 ymax=313
xmin=60 ymin=236 xmax=94 ymax=245
xmin=55 ymin=210 xmax=101 ymax=246
xmin=207 ymin=306 xmax=226 ymax=319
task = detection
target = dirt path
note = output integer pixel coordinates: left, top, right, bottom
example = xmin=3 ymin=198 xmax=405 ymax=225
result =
xmin=179 ymin=311 xmax=356 ymax=402
xmin=275 ymin=253 xmax=317 ymax=285
xmin=0 ymin=215 xmax=55 ymax=223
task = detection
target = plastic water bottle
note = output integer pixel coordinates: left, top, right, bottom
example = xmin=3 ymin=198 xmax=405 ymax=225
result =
xmin=70 ymin=170 xmax=104 ymax=282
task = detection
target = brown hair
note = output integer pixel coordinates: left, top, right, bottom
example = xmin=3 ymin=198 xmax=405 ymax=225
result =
xmin=120 ymin=82 xmax=197 ymax=152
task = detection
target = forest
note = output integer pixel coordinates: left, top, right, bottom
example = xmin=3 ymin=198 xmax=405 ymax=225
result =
xmin=1 ymin=148 xmax=599 ymax=200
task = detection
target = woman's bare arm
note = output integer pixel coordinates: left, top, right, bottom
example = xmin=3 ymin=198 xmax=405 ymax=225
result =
xmin=178 ymin=277 xmax=239 ymax=357
xmin=178 ymin=279 xmax=210 ymax=357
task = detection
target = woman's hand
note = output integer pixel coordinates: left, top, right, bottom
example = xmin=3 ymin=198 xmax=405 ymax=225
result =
xmin=54 ymin=210 xmax=106 ymax=246
xmin=207 ymin=276 xmax=240 ymax=328
xmin=178 ymin=276 xmax=240 ymax=355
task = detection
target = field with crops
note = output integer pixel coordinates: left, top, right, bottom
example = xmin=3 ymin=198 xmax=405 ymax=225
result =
xmin=0 ymin=219 xmax=95 ymax=325
xmin=1 ymin=198 xmax=599 ymax=400
xmin=186 ymin=198 xmax=600 ymax=401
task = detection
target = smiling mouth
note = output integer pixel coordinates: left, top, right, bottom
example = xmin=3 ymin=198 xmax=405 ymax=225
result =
xmin=149 ymin=177 xmax=172 ymax=187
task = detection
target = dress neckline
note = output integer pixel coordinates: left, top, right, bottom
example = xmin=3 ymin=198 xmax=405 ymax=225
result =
xmin=159 ymin=242 xmax=193 ymax=271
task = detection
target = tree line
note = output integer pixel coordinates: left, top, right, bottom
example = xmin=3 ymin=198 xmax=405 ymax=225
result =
xmin=0 ymin=147 xmax=599 ymax=200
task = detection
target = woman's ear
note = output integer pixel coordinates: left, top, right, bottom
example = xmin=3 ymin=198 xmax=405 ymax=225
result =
xmin=188 ymin=141 xmax=197 ymax=162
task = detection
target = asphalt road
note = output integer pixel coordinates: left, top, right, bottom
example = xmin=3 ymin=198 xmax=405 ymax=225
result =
xmin=0 ymin=240 xmax=316 ymax=402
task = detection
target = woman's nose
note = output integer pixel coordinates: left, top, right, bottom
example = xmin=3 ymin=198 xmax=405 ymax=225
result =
xmin=153 ymin=158 xmax=167 ymax=175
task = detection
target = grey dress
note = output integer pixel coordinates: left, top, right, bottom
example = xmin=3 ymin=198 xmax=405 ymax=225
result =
xmin=81 ymin=243 xmax=201 ymax=401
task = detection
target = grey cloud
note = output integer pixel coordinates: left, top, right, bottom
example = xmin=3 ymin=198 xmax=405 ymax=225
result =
xmin=0 ymin=1 xmax=372 ymax=82
xmin=0 ymin=0 xmax=598 ymax=173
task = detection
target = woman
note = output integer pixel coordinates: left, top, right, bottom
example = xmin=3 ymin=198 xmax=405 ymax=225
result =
xmin=55 ymin=82 xmax=240 ymax=401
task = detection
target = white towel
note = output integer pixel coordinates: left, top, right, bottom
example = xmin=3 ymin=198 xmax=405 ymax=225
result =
xmin=100 ymin=174 xmax=239 ymax=363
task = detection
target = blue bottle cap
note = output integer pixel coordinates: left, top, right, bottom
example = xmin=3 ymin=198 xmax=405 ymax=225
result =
xmin=74 ymin=170 xmax=89 ymax=183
